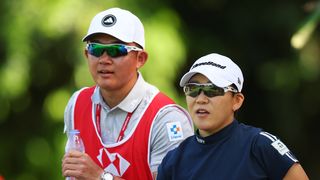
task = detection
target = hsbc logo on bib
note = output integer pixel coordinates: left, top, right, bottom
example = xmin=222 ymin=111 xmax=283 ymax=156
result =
xmin=97 ymin=148 xmax=130 ymax=176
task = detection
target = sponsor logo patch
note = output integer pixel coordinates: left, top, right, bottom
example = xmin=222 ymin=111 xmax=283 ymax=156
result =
xmin=271 ymin=139 xmax=290 ymax=155
xmin=191 ymin=61 xmax=226 ymax=69
xmin=102 ymin=14 xmax=117 ymax=27
xmin=166 ymin=121 xmax=184 ymax=141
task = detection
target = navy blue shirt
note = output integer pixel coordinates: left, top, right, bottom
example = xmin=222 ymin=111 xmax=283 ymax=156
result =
xmin=157 ymin=120 xmax=298 ymax=180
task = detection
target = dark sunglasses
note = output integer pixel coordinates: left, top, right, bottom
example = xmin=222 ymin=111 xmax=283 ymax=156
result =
xmin=183 ymin=83 xmax=238 ymax=98
xmin=86 ymin=43 xmax=142 ymax=58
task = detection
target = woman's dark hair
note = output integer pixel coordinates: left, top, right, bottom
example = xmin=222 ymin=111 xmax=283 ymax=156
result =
xmin=230 ymin=84 xmax=239 ymax=96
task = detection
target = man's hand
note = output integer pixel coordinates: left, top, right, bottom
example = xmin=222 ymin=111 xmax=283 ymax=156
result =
xmin=62 ymin=150 xmax=104 ymax=180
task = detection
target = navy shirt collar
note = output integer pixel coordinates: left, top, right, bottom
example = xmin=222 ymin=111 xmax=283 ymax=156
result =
xmin=195 ymin=120 xmax=239 ymax=144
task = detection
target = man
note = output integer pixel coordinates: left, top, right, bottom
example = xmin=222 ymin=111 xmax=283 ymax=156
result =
xmin=157 ymin=53 xmax=309 ymax=179
xmin=62 ymin=7 xmax=194 ymax=180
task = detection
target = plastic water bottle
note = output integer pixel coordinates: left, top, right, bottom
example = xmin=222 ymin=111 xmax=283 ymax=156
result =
xmin=65 ymin=129 xmax=85 ymax=180
xmin=65 ymin=129 xmax=85 ymax=152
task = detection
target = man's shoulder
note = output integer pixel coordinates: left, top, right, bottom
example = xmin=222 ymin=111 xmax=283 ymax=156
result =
xmin=71 ymin=86 xmax=96 ymax=99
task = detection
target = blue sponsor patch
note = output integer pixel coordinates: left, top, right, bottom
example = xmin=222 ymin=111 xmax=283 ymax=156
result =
xmin=166 ymin=122 xmax=184 ymax=141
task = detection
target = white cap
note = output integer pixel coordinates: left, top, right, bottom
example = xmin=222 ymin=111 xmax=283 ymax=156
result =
xmin=82 ymin=8 xmax=145 ymax=49
xmin=180 ymin=53 xmax=244 ymax=92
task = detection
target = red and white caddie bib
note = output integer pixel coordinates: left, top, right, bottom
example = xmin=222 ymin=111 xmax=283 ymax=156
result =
xmin=73 ymin=86 xmax=175 ymax=180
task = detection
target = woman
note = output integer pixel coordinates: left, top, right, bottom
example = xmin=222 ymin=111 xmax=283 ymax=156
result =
xmin=157 ymin=53 xmax=309 ymax=180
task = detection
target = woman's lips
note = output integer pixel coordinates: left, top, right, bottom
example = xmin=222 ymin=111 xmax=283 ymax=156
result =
xmin=196 ymin=108 xmax=209 ymax=117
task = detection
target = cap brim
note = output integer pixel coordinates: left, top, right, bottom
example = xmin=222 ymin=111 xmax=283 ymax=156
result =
xmin=82 ymin=34 xmax=94 ymax=42
xmin=179 ymin=72 xmax=197 ymax=87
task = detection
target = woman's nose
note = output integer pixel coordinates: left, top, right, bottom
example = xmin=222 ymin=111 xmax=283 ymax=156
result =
xmin=195 ymin=90 xmax=209 ymax=104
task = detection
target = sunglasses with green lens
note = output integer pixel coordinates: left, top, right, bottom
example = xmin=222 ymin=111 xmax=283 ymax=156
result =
xmin=86 ymin=43 xmax=142 ymax=58
xmin=183 ymin=83 xmax=238 ymax=98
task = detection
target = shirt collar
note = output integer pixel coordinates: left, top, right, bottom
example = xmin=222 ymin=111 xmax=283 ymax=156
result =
xmin=92 ymin=72 xmax=146 ymax=113
xmin=195 ymin=120 xmax=238 ymax=144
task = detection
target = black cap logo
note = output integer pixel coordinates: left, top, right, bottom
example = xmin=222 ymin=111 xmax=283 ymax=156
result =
xmin=102 ymin=14 xmax=117 ymax=27
xmin=237 ymin=77 xmax=241 ymax=85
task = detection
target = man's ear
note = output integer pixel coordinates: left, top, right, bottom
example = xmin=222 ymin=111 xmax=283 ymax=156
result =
xmin=136 ymin=51 xmax=148 ymax=69
xmin=233 ymin=93 xmax=244 ymax=112
xmin=84 ymin=49 xmax=89 ymax=59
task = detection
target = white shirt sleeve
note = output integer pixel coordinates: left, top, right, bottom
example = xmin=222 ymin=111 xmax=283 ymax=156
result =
xmin=149 ymin=105 xmax=194 ymax=172
xmin=63 ymin=89 xmax=83 ymax=133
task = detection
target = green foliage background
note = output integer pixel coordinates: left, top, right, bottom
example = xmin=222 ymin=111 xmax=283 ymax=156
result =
xmin=0 ymin=0 xmax=319 ymax=179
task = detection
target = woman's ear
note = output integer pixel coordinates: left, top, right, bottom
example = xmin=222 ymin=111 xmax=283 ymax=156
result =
xmin=233 ymin=93 xmax=244 ymax=112
xmin=136 ymin=51 xmax=148 ymax=69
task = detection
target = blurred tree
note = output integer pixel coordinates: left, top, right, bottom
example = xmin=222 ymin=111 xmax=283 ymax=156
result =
xmin=0 ymin=0 xmax=319 ymax=179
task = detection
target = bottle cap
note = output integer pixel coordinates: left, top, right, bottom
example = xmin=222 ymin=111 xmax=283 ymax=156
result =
xmin=69 ymin=129 xmax=80 ymax=135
